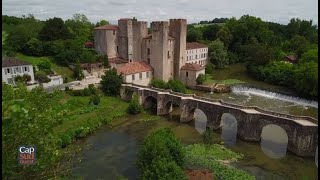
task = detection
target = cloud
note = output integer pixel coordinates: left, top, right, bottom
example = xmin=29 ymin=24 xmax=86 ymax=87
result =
xmin=2 ymin=0 xmax=318 ymax=25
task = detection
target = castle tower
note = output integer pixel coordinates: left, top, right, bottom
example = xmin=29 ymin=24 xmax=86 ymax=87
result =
xmin=169 ymin=19 xmax=187 ymax=79
xmin=150 ymin=21 xmax=172 ymax=81
xmin=132 ymin=20 xmax=148 ymax=60
xmin=118 ymin=18 xmax=133 ymax=61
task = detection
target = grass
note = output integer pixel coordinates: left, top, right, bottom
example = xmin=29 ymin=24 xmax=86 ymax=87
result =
xmin=53 ymin=93 xmax=129 ymax=136
xmin=16 ymin=53 xmax=75 ymax=81
xmin=184 ymin=144 xmax=255 ymax=180
xmin=203 ymin=74 xmax=245 ymax=85
xmin=193 ymin=23 xmax=225 ymax=28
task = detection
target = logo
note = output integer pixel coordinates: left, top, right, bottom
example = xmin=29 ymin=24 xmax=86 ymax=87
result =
xmin=18 ymin=146 xmax=36 ymax=165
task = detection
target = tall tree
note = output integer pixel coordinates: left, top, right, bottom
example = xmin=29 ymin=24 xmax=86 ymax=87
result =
xmin=100 ymin=68 xmax=123 ymax=96
xmin=216 ymin=26 xmax=233 ymax=48
xmin=95 ymin=20 xmax=109 ymax=27
xmin=65 ymin=14 xmax=94 ymax=42
xmin=209 ymin=39 xmax=229 ymax=69
xmin=38 ymin=17 xmax=71 ymax=41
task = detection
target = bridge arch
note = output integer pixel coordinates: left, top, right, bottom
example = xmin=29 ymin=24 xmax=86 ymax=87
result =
xmin=143 ymin=95 xmax=157 ymax=114
xmin=193 ymin=108 xmax=208 ymax=134
xmin=220 ymin=113 xmax=238 ymax=146
xmin=121 ymin=88 xmax=135 ymax=101
xmin=260 ymin=124 xmax=288 ymax=159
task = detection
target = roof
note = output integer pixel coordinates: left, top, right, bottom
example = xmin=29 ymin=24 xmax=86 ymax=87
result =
xmin=143 ymin=34 xmax=175 ymax=40
xmin=181 ymin=63 xmax=205 ymax=71
xmin=2 ymin=57 xmax=32 ymax=67
xmin=186 ymin=42 xmax=208 ymax=50
xmin=94 ymin=25 xmax=119 ymax=30
xmin=283 ymin=55 xmax=297 ymax=61
xmin=109 ymin=57 xmax=128 ymax=64
xmin=118 ymin=61 xmax=153 ymax=75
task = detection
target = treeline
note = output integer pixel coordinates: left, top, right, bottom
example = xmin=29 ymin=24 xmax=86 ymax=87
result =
xmin=199 ymin=17 xmax=229 ymax=24
xmin=2 ymin=14 xmax=109 ymax=65
xmin=187 ymin=15 xmax=318 ymax=99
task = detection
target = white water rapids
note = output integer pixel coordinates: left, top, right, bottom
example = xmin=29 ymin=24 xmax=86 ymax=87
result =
xmin=231 ymin=86 xmax=318 ymax=108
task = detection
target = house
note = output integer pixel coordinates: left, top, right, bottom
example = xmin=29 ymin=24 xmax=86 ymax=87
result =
xmin=2 ymin=57 xmax=35 ymax=85
xmin=117 ymin=61 xmax=153 ymax=86
xmin=283 ymin=55 xmax=297 ymax=63
xmin=180 ymin=63 xmax=205 ymax=89
xmin=186 ymin=42 xmax=209 ymax=66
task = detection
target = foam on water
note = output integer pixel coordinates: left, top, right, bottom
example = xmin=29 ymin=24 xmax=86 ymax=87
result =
xmin=231 ymin=86 xmax=318 ymax=108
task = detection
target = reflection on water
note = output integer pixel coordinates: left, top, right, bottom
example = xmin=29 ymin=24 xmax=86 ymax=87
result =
xmin=71 ymin=110 xmax=317 ymax=180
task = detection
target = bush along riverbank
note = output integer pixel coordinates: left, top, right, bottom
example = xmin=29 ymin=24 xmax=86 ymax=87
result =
xmin=137 ymin=128 xmax=255 ymax=180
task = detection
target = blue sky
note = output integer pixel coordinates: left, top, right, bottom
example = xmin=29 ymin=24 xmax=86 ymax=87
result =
xmin=2 ymin=0 xmax=318 ymax=25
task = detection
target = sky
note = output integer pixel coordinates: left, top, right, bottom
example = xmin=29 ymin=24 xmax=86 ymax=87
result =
xmin=2 ymin=0 xmax=318 ymax=25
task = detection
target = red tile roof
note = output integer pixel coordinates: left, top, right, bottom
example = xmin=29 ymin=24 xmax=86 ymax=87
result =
xmin=144 ymin=34 xmax=175 ymax=40
xmin=94 ymin=25 xmax=119 ymax=30
xmin=109 ymin=57 xmax=128 ymax=64
xmin=118 ymin=61 xmax=153 ymax=75
xmin=2 ymin=57 xmax=32 ymax=67
xmin=181 ymin=63 xmax=205 ymax=71
xmin=186 ymin=42 xmax=208 ymax=50
xmin=283 ymin=55 xmax=297 ymax=61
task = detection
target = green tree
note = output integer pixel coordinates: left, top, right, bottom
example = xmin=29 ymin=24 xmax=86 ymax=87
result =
xmin=2 ymin=31 xmax=8 ymax=46
xmin=89 ymin=94 xmax=100 ymax=105
xmin=74 ymin=60 xmax=84 ymax=80
xmin=102 ymin=55 xmax=109 ymax=68
xmin=65 ymin=14 xmax=94 ymax=41
xmin=127 ymin=92 xmax=143 ymax=114
xmin=209 ymin=39 xmax=229 ymax=69
xmin=202 ymin=24 xmax=220 ymax=41
xmin=196 ymin=74 xmax=206 ymax=85
xmin=2 ymin=83 xmax=65 ymax=179
xmin=287 ymin=35 xmax=309 ymax=58
xmin=202 ymin=128 xmax=214 ymax=145
xmin=300 ymin=48 xmax=318 ymax=63
xmin=187 ymin=28 xmax=202 ymax=42
xmin=137 ymin=128 xmax=186 ymax=179
xmin=294 ymin=62 xmax=318 ymax=97
xmin=100 ymin=68 xmax=123 ymax=96
xmin=24 ymin=38 xmax=43 ymax=56
xmin=95 ymin=20 xmax=109 ymax=27
xmin=216 ymin=26 xmax=233 ymax=48
xmin=205 ymin=63 xmax=215 ymax=74
xmin=151 ymin=79 xmax=168 ymax=89
xmin=37 ymin=59 xmax=52 ymax=71
xmin=38 ymin=17 xmax=71 ymax=41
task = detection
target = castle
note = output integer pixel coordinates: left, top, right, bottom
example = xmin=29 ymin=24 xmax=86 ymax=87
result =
xmin=94 ymin=18 xmax=208 ymax=88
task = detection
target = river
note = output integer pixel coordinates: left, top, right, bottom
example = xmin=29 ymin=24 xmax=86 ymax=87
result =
xmin=70 ymin=110 xmax=317 ymax=180
xmin=70 ymin=64 xmax=317 ymax=179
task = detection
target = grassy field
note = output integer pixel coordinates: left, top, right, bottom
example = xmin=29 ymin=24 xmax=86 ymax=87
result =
xmin=52 ymin=92 xmax=129 ymax=138
xmin=16 ymin=53 xmax=75 ymax=81
xmin=203 ymin=74 xmax=245 ymax=85
xmin=193 ymin=23 xmax=224 ymax=28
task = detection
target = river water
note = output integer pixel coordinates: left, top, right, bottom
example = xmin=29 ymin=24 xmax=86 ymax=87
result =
xmin=70 ymin=110 xmax=317 ymax=180
xmin=71 ymin=64 xmax=317 ymax=179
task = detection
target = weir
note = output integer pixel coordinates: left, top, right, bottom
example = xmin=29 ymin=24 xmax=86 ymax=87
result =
xmin=120 ymin=83 xmax=318 ymax=157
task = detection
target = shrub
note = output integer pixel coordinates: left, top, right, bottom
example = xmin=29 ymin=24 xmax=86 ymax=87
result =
xmin=89 ymin=94 xmax=100 ymax=105
xmin=35 ymin=71 xmax=51 ymax=84
xmin=14 ymin=75 xmax=25 ymax=84
xmin=205 ymin=63 xmax=215 ymax=74
xmin=60 ymin=134 xmax=72 ymax=148
xmin=137 ymin=128 xmax=185 ymax=173
xmin=167 ymin=79 xmax=187 ymax=93
xmin=151 ymin=79 xmax=168 ymax=89
xmin=83 ymin=87 xmax=91 ymax=96
xmin=22 ymin=74 xmax=31 ymax=82
xmin=127 ymin=93 xmax=143 ymax=114
xmin=63 ymin=77 xmax=68 ymax=83
xmin=88 ymin=84 xmax=97 ymax=95
xmin=37 ymin=59 xmax=52 ymax=71
xmin=196 ymin=74 xmax=206 ymax=85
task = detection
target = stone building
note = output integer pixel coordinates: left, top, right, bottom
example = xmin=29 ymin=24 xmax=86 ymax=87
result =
xmin=117 ymin=61 xmax=153 ymax=86
xmin=94 ymin=18 xmax=207 ymax=87
xmin=180 ymin=63 xmax=205 ymax=88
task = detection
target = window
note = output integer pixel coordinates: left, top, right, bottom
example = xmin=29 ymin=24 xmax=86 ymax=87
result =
xmin=187 ymin=56 xmax=188 ymax=60
xmin=139 ymin=73 xmax=142 ymax=80
xmin=7 ymin=68 xmax=10 ymax=74
xmin=132 ymin=74 xmax=135 ymax=81
xmin=117 ymin=46 xmax=119 ymax=53
xmin=147 ymin=58 xmax=150 ymax=64
xmin=27 ymin=66 xmax=30 ymax=72
xmin=24 ymin=67 xmax=27 ymax=72
xmin=195 ymin=55 xmax=197 ymax=59
xmin=113 ymin=30 xmax=115 ymax=35
xmin=147 ymin=48 xmax=150 ymax=55
xmin=148 ymin=40 xmax=150 ymax=43
xmin=186 ymin=71 xmax=188 ymax=77
xmin=146 ymin=72 xmax=149 ymax=78
xmin=168 ymin=51 xmax=170 ymax=58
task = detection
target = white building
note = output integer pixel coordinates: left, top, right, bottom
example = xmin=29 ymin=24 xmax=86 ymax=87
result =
xmin=185 ymin=42 xmax=209 ymax=66
xmin=42 ymin=75 xmax=64 ymax=88
xmin=2 ymin=57 xmax=35 ymax=85
xmin=117 ymin=61 xmax=153 ymax=86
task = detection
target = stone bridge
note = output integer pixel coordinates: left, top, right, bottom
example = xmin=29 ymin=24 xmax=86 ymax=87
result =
xmin=120 ymin=84 xmax=318 ymax=157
